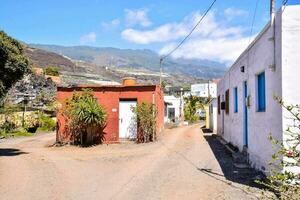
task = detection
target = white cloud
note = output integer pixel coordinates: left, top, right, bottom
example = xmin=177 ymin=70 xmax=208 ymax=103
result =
xmin=125 ymin=8 xmax=152 ymax=27
xmin=122 ymin=10 xmax=253 ymax=63
xmin=80 ymin=32 xmax=96 ymax=44
xmin=101 ymin=19 xmax=120 ymax=30
xmin=224 ymin=8 xmax=248 ymax=20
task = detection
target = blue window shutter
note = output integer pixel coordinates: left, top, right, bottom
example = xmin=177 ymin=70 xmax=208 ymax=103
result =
xmin=234 ymin=87 xmax=238 ymax=113
xmin=257 ymin=72 xmax=266 ymax=111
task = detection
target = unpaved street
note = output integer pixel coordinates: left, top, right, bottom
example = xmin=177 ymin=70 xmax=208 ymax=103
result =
xmin=0 ymin=124 xmax=262 ymax=200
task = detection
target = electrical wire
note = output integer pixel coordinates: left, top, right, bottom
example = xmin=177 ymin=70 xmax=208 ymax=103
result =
xmin=160 ymin=0 xmax=217 ymax=61
xmin=248 ymin=0 xmax=260 ymax=45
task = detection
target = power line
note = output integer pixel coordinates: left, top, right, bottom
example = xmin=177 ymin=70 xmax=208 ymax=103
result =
xmin=159 ymin=0 xmax=217 ymax=85
xmin=248 ymin=0 xmax=260 ymax=45
xmin=160 ymin=0 xmax=217 ymax=61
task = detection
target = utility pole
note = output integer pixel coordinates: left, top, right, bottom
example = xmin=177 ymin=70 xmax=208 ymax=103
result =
xmin=159 ymin=58 xmax=163 ymax=85
xmin=270 ymin=0 xmax=276 ymax=71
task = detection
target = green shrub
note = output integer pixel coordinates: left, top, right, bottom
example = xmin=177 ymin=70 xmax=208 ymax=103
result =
xmin=132 ymin=102 xmax=157 ymax=143
xmin=184 ymin=95 xmax=204 ymax=122
xmin=62 ymin=89 xmax=107 ymax=145
xmin=38 ymin=115 xmax=56 ymax=131
xmin=257 ymin=97 xmax=300 ymax=199
xmin=43 ymin=66 xmax=59 ymax=76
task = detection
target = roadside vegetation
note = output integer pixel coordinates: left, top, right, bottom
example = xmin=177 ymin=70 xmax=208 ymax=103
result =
xmin=184 ymin=95 xmax=205 ymax=122
xmin=43 ymin=66 xmax=60 ymax=76
xmin=0 ymin=101 xmax=56 ymax=138
xmin=258 ymin=97 xmax=300 ymax=199
xmin=132 ymin=102 xmax=157 ymax=143
xmin=62 ymin=89 xmax=107 ymax=146
xmin=0 ymin=31 xmax=31 ymax=102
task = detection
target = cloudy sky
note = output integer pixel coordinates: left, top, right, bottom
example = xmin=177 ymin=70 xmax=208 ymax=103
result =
xmin=1 ymin=0 xmax=299 ymax=64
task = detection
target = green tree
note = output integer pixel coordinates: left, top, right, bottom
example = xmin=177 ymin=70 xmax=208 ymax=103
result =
xmin=0 ymin=31 xmax=30 ymax=101
xmin=62 ymin=89 xmax=107 ymax=145
xmin=43 ymin=66 xmax=59 ymax=76
xmin=184 ymin=95 xmax=204 ymax=122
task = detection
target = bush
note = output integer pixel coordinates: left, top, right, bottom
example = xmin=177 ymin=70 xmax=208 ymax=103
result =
xmin=132 ymin=102 xmax=157 ymax=143
xmin=184 ymin=95 xmax=204 ymax=122
xmin=62 ymin=89 xmax=107 ymax=145
xmin=43 ymin=66 xmax=59 ymax=76
xmin=258 ymin=97 xmax=300 ymax=199
xmin=38 ymin=115 xmax=56 ymax=131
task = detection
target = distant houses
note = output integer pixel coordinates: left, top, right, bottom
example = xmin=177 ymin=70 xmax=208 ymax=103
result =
xmin=191 ymin=81 xmax=217 ymax=98
xmin=217 ymin=5 xmax=300 ymax=172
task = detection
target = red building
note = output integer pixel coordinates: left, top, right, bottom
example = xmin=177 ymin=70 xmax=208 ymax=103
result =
xmin=56 ymin=79 xmax=164 ymax=144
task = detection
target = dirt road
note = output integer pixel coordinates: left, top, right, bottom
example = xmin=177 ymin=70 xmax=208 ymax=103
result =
xmin=0 ymin=124 xmax=262 ymax=200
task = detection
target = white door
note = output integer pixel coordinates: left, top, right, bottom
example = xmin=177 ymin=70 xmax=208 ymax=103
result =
xmin=119 ymin=101 xmax=137 ymax=139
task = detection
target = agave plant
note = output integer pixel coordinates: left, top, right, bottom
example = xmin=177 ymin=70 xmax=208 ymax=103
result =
xmin=63 ymin=89 xmax=107 ymax=145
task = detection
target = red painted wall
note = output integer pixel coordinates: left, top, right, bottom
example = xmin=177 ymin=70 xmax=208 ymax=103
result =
xmin=56 ymin=85 xmax=164 ymax=144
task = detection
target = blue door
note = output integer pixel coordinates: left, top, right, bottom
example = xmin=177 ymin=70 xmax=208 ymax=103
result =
xmin=243 ymin=81 xmax=248 ymax=147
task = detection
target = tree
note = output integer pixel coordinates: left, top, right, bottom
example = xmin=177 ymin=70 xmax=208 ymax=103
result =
xmin=184 ymin=95 xmax=205 ymax=122
xmin=259 ymin=97 xmax=300 ymax=199
xmin=62 ymin=89 xmax=107 ymax=145
xmin=43 ymin=66 xmax=59 ymax=76
xmin=0 ymin=31 xmax=30 ymax=101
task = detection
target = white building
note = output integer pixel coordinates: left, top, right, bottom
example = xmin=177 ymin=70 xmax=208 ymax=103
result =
xmin=191 ymin=81 xmax=217 ymax=98
xmin=164 ymin=95 xmax=183 ymax=123
xmin=217 ymin=5 xmax=300 ymax=172
xmin=208 ymin=98 xmax=218 ymax=133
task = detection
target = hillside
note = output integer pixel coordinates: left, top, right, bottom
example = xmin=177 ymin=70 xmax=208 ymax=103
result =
xmin=24 ymin=46 xmax=202 ymax=86
xmin=30 ymin=44 xmax=227 ymax=79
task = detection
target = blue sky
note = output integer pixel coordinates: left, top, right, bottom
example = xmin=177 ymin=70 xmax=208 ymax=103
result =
xmin=1 ymin=0 xmax=299 ymax=63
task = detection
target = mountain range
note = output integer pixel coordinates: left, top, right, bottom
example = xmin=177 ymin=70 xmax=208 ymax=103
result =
xmin=29 ymin=44 xmax=227 ymax=79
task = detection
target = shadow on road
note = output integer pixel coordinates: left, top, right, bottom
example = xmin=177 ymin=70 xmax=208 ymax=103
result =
xmin=201 ymin=131 xmax=264 ymax=188
xmin=0 ymin=148 xmax=28 ymax=157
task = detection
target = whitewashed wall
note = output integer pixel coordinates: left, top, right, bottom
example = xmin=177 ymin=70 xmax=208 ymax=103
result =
xmin=209 ymin=98 xmax=218 ymax=133
xmin=281 ymin=5 xmax=300 ymax=174
xmin=216 ymin=7 xmax=292 ymax=171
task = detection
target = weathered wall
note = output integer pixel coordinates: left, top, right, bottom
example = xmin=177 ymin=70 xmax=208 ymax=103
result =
xmin=56 ymin=85 xmax=164 ymax=144
xmin=217 ymin=7 xmax=287 ymax=171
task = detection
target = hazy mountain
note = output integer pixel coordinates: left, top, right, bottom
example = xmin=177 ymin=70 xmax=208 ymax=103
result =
xmin=29 ymin=44 xmax=227 ymax=79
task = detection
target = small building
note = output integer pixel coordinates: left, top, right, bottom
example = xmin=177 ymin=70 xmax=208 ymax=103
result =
xmin=191 ymin=81 xmax=217 ymax=98
xmin=56 ymin=78 xmax=164 ymax=144
xmin=217 ymin=5 xmax=300 ymax=171
xmin=164 ymin=95 xmax=183 ymax=123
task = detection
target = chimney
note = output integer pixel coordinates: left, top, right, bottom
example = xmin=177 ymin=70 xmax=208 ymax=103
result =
xmin=122 ymin=77 xmax=136 ymax=86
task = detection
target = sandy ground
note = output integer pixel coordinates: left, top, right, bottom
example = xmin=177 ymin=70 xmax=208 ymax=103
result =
xmin=0 ymin=124 xmax=262 ymax=200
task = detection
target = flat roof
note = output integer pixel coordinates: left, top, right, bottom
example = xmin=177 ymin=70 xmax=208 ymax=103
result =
xmin=57 ymin=84 xmax=160 ymax=91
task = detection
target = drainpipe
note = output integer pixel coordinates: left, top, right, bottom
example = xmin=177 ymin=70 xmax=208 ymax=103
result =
xmin=152 ymin=92 xmax=156 ymax=140
xmin=270 ymin=0 xmax=276 ymax=71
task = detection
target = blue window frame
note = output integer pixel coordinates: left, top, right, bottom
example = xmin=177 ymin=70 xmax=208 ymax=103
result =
xmin=234 ymin=87 xmax=238 ymax=113
xmin=257 ymin=72 xmax=266 ymax=112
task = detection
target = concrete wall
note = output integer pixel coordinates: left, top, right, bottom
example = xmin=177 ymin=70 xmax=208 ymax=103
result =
xmin=217 ymin=7 xmax=287 ymax=171
xmin=56 ymin=85 xmax=164 ymax=144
